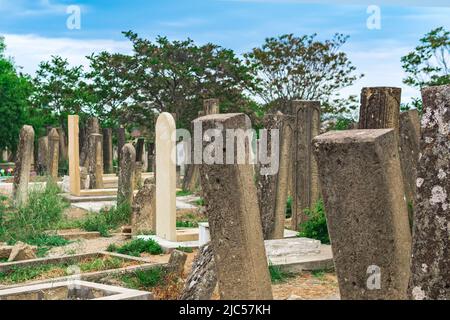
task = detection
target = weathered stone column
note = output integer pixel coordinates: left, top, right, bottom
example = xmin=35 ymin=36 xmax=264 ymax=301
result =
xmin=37 ymin=136 xmax=49 ymax=175
xmin=117 ymin=127 xmax=126 ymax=172
xmin=88 ymin=133 xmax=104 ymax=189
xmin=117 ymin=143 xmax=136 ymax=209
xmin=203 ymin=98 xmax=220 ymax=115
xmin=134 ymin=161 xmax=143 ymax=189
xmin=102 ymin=128 xmax=113 ymax=174
xmin=409 ymin=84 xmax=450 ymax=300
xmin=399 ymin=110 xmax=421 ymax=219
xmin=155 ymin=113 xmax=177 ymax=242
xmin=358 ymin=87 xmax=401 ymax=131
xmin=47 ymin=128 xmax=60 ymax=180
xmin=13 ymin=125 xmax=35 ymax=206
xmin=131 ymin=178 xmax=156 ymax=235
xmin=135 ymin=137 xmax=145 ymax=163
xmin=56 ymin=127 xmax=68 ymax=162
xmin=80 ymin=117 xmax=100 ymax=167
xmin=292 ymin=100 xmax=321 ymax=230
xmin=196 ymin=113 xmax=273 ymax=300
xmin=146 ymin=142 xmax=155 ymax=173
xmin=68 ymin=115 xmax=81 ymax=196
xmin=257 ymin=113 xmax=294 ymax=239
xmin=313 ymin=129 xmax=411 ymax=300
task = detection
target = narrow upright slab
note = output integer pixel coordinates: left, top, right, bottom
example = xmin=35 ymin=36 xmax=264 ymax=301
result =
xmin=313 ymin=129 xmax=411 ymax=300
xmin=88 ymin=133 xmax=104 ymax=189
xmin=257 ymin=113 xmax=294 ymax=239
xmin=117 ymin=143 xmax=136 ymax=209
xmin=409 ymin=84 xmax=450 ymax=300
xmin=68 ymin=116 xmax=81 ymax=196
xmin=399 ymin=110 xmax=421 ymax=211
xmin=359 ymin=87 xmax=401 ymax=131
xmin=13 ymin=125 xmax=35 ymax=206
xmin=102 ymin=128 xmax=113 ymax=174
xmin=37 ymin=136 xmax=49 ymax=175
xmin=56 ymin=127 xmax=68 ymax=162
xmin=117 ymin=127 xmax=126 ymax=170
xmin=48 ymin=128 xmax=60 ymax=180
xmin=292 ymin=100 xmax=321 ymax=230
xmin=155 ymin=113 xmax=177 ymax=242
xmin=80 ymin=117 xmax=100 ymax=167
xmin=196 ymin=113 xmax=273 ymax=300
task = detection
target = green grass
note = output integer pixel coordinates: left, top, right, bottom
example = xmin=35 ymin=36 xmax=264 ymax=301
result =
xmin=0 ymin=257 xmax=8 ymax=263
xmin=24 ymin=234 xmax=71 ymax=258
xmin=268 ymin=263 xmax=294 ymax=283
xmin=176 ymin=190 xmax=193 ymax=197
xmin=107 ymin=238 xmax=163 ymax=257
xmin=81 ymin=203 xmax=131 ymax=237
xmin=119 ymin=267 xmax=166 ymax=289
xmin=0 ymin=256 xmax=126 ymax=285
xmin=195 ymin=198 xmax=205 ymax=206
xmin=285 ymin=196 xmax=293 ymax=218
xmin=176 ymin=246 xmax=193 ymax=253
xmin=176 ymin=220 xmax=198 ymax=228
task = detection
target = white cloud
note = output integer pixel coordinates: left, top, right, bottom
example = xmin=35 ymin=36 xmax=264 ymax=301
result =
xmin=3 ymin=33 xmax=132 ymax=75
xmin=221 ymin=0 xmax=450 ymax=7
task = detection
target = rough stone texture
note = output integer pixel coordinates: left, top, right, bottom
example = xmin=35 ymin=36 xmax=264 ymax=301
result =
xmin=68 ymin=115 xmax=81 ymax=196
xmin=102 ymin=128 xmax=113 ymax=174
xmin=134 ymin=161 xmax=143 ymax=190
xmin=203 ymin=99 xmax=220 ymax=115
xmin=0 ymin=246 xmax=13 ymax=259
xmin=292 ymin=101 xmax=321 ymax=229
xmin=409 ymin=84 xmax=450 ymax=300
xmin=87 ymin=133 xmax=104 ymax=189
xmin=8 ymin=242 xmax=37 ymax=262
xmin=80 ymin=117 xmax=100 ymax=167
xmin=37 ymin=136 xmax=49 ymax=175
xmin=117 ymin=143 xmax=136 ymax=208
xmin=47 ymin=128 xmax=60 ymax=180
xmin=167 ymin=250 xmax=188 ymax=276
xmin=55 ymin=127 xmax=68 ymax=162
xmin=135 ymin=138 xmax=145 ymax=163
xmin=358 ymin=87 xmax=401 ymax=132
xmin=79 ymin=167 xmax=89 ymax=190
xmin=179 ymin=244 xmax=217 ymax=300
xmin=313 ymin=129 xmax=411 ymax=300
xmin=256 ymin=113 xmax=294 ymax=239
xmin=399 ymin=110 xmax=421 ymax=226
xmin=195 ymin=113 xmax=273 ymax=300
xmin=146 ymin=142 xmax=155 ymax=172
xmin=13 ymin=125 xmax=35 ymax=206
xmin=117 ymin=127 xmax=126 ymax=169
xmin=155 ymin=113 xmax=177 ymax=242
xmin=131 ymin=179 xmax=156 ymax=235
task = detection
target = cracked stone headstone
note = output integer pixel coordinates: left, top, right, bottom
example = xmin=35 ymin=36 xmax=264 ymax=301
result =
xmin=409 ymin=84 xmax=450 ymax=300
xmin=13 ymin=125 xmax=35 ymax=207
xmin=313 ymin=129 xmax=411 ymax=300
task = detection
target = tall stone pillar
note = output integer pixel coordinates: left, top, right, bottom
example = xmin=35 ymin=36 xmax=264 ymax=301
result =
xmin=155 ymin=113 xmax=177 ymax=242
xmin=291 ymin=100 xmax=321 ymax=230
xmin=358 ymin=87 xmax=401 ymax=131
xmin=68 ymin=115 xmax=81 ymax=196
xmin=47 ymin=128 xmax=60 ymax=180
xmin=56 ymin=127 xmax=68 ymax=162
xmin=257 ymin=113 xmax=294 ymax=239
xmin=102 ymin=128 xmax=113 ymax=174
xmin=117 ymin=143 xmax=136 ymax=209
xmin=313 ymin=129 xmax=411 ymax=299
xmin=80 ymin=117 xmax=100 ymax=167
xmin=196 ymin=113 xmax=273 ymax=300
xmin=88 ymin=133 xmax=104 ymax=189
xmin=13 ymin=125 xmax=35 ymax=206
xmin=409 ymin=84 xmax=450 ymax=300
xmin=117 ymin=127 xmax=126 ymax=172
xmin=135 ymin=137 xmax=145 ymax=163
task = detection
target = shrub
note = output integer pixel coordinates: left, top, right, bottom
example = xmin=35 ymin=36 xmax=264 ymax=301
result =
xmin=298 ymin=199 xmax=330 ymax=245
xmin=176 ymin=190 xmax=192 ymax=197
xmin=268 ymin=263 xmax=293 ymax=283
xmin=333 ymin=117 xmax=353 ymax=130
xmin=81 ymin=203 xmax=131 ymax=237
xmin=108 ymin=238 xmax=163 ymax=257
xmin=285 ymin=196 xmax=292 ymax=218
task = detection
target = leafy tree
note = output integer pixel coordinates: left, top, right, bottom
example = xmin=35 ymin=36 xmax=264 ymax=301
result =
xmin=0 ymin=37 xmax=33 ymax=154
xmin=244 ymin=33 xmax=363 ymax=115
xmin=31 ymin=56 xmax=90 ymax=128
xmin=401 ymin=27 xmax=450 ymax=88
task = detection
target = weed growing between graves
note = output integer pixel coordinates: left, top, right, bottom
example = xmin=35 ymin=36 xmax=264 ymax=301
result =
xmin=176 ymin=220 xmax=198 ymax=228
xmin=0 ymin=180 xmax=69 ymax=246
xmin=107 ymin=238 xmax=163 ymax=257
xmin=176 ymin=246 xmax=193 ymax=253
xmin=81 ymin=203 xmax=131 ymax=237
xmin=195 ymin=198 xmax=205 ymax=206
xmin=298 ymin=199 xmax=330 ymax=244
xmin=25 ymin=234 xmax=70 ymax=257
xmin=285 ymin=196 xmax=292 ymax=218
xmin=176 ymin=190 xmax=193 ymax=197
xmin=268 ymin=263 xmax=294 ymax=283
xmin=0 ymin=256 xmax=137 ymax=285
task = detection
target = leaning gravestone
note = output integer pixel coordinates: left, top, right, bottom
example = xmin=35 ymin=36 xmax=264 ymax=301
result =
xmin=196 ymin=113 xmax=273 ymax=300
xmin=13 ymin=125 xmax=35 ymax=207
xmin=131 ymin=178 xmax=156 ymax=235
xmin=313 ymin=129 xmax=411 ymax=300
xmin=47 ymin=128 xmax=60 ymax=180
xmin=257 ymin=112 xmax=294 ymax=239
xmin=179 ymin=244 xmax=217 ymax=300
xmin=117 ymin=144 xmax=136 ymax=209
xmin=409 ymin=84 xmax=450 ymax=300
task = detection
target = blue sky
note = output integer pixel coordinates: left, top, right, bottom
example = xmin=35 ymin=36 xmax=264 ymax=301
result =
xmin=1 ymin=0 xmax=450 ymax=103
